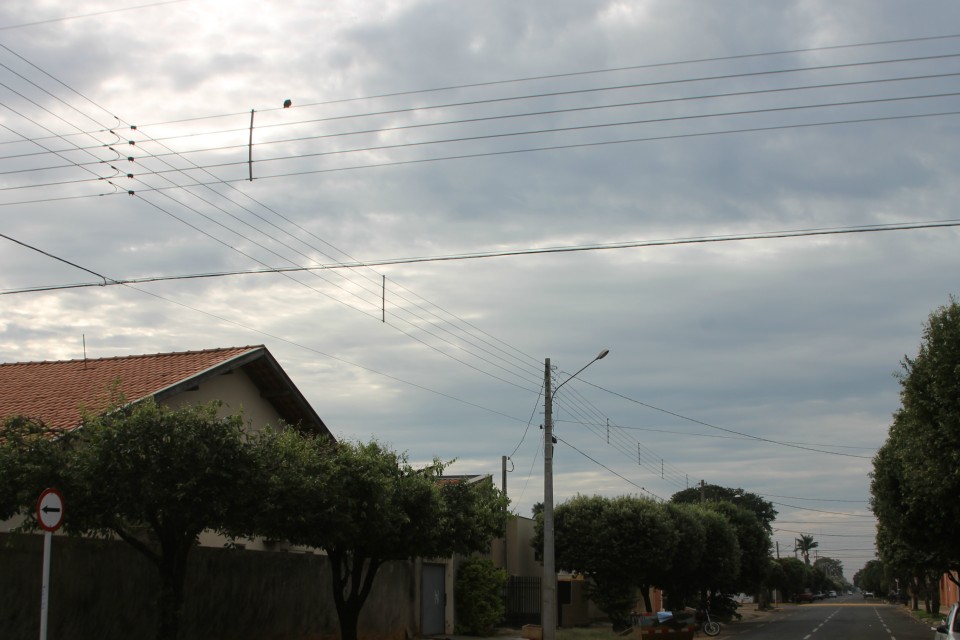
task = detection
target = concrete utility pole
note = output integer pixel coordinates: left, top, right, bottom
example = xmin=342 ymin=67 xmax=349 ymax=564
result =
xmin=502 ymin=455 xmax=509 ymax=572
xmin=542 ymin=349 xmax=608 ymax=640
xmin=543 ymin=358 xmax=556 ymax=640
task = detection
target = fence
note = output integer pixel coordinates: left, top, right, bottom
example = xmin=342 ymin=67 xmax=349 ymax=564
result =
xmin=0 ymin=532 xmax=415 ymax=640
xmin=505 ymin=576 xmax=541 ymax=626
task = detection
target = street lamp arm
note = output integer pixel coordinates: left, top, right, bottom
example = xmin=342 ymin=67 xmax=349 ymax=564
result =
xmin=554 ymin=348 xmax=609 ymax=394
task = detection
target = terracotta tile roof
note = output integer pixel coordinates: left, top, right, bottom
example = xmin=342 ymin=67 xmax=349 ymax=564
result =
xmin=0 ymin=346 xmax=262 ymax=431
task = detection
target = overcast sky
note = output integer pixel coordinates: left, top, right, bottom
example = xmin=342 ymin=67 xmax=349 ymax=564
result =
xmin=2 ymin=0 xmax=959 ymax=580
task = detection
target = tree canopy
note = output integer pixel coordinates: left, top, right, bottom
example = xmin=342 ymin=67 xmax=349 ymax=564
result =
xmin=870 ymin=297 xmax=960 ymax=613
xmin=72 ymin=399 xmax=257 ymax=640
xmin=795 ymin=534 xmax=818 ymax=566
xmin=1 ymin=399 xmax=256 ymax=640
xmin=670 ymin=484 xmax=777 ymax=532
xmin=0 ymin=416 xmax=71 ymax=523
xmin=536 ymin=494 xmax=675 ymax=628
xmin=533 ymin=492 xmax=773 ymax=627
xmin=251 ymin=429 xmax=509 ymax=640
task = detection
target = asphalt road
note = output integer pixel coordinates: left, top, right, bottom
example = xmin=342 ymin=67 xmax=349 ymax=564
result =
xmin=724 ymin=598 xmax=934 ymax=640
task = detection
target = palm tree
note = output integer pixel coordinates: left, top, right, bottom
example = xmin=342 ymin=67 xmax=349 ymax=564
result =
xmin=796 ymin=534 xmax=819 ymax=565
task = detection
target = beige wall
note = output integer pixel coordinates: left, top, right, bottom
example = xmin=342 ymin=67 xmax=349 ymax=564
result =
xmin=163 ymin=366 xmax=291 ymax=551
xmin=160 ymin=367 xmax=286 ymax=434
xmin=490 ymin=514 xmax=540 ymax=577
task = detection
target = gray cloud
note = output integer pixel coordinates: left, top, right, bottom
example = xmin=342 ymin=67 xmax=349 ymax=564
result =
xmin=3 ymin=0 xmax=959 ymax=577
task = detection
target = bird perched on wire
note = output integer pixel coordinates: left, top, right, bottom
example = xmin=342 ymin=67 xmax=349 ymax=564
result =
xmin=283 ymin=99 xmax=292 ymax=108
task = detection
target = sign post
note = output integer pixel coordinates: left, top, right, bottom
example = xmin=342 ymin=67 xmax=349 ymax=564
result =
xmin=36 ymin=488 xmax=64 ymax=640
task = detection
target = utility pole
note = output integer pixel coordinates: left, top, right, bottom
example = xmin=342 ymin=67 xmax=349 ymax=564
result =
xmin=541 ymin=350 xmax=608 ymax=640
xmin=542 ymin=358 xmax=556 ymax=640
xmin=502 ymin=455 xmax=509 ymax=572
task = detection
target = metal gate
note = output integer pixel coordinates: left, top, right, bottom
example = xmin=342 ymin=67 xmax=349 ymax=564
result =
xmin=505 ymin=576 xmax=541 ymax=626
xmin=421 ymin=563 xmax=446 ymax=635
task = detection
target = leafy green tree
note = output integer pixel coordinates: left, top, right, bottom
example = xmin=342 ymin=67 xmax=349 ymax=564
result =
xmin=871 ymin=297 xmax=960 ymax=610
xmin=534 ymin=495 xmax=676 ymax=628
xmin=455 ymin=556 xmax=507 ymax=635
xmin=252 ymin=430 xmax=509 ymax=640
xmin=68 ymin=399 xmax=257 ymax=640
xmin=0 ymin=416 xmax=72 ymax=522
xmin=813 ymin=557 xmax=845 ymax=588
xmin=604 ymin=496 xmax=677 ymax=614
xmin=671 ymin=484 xmax=778 ymax=532
xmin=696 ymin=508 xmax=741 ymax=596
xmin=659 ymin=503 xmax=706 ymax=610
xmin=708 ymin=501 xmax=771 ymax=596
xmin=854 ymin=559 xmax=889 ymax=595
xmin=770 ymin=557 xmax=806 ymax=601
xmin=795 ymin=534 xmax=818 ymax=565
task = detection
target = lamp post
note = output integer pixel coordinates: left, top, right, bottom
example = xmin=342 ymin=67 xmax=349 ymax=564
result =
xmin=542 ymin=349 xmax=609 ymax=640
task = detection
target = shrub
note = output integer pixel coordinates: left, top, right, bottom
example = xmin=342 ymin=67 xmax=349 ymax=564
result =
xmin=455 ymin=556 xmax=507 ymax=635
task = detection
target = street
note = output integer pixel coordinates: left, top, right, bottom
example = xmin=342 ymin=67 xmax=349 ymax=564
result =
xmin=724 ymin=598 xmax=935 ymax=640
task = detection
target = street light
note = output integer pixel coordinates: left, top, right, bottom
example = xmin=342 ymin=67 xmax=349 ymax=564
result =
xmin=542 ymin=348 xmax=609 ymax=640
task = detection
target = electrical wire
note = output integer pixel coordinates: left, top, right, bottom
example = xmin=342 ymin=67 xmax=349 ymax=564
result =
xmin=0 ymin=44 xmax=549 ymax=395
xmin=7 ymin=89 xmax=959 ymax=191
xmin=7 ymin=217 xmax=958 ymax=295
xmin=0 ymin=0 xmax=190 ymax=31
xmin=9 ymin=68 xmax=956 ymax=168
xmin=22 ymin=32 xmax=960 ymax=136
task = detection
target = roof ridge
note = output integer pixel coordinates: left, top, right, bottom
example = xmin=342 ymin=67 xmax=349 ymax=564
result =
xmin=0 ymin=345 xmax=264 ymax=367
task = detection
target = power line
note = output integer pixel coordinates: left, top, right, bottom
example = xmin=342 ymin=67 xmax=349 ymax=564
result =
xmin=0 ymin=0 xmax=190 ymax=31
xmin=583 ymin=378 xmax=882 ymax=460
xmin=9 ymin=68 xmax=955 ymax=167
xmin=0 ymin=43 xmax=550 ymax=396
xmin=7 ymin=87 xmax=958 ymax=190
xmin=32 ymin=32 xmax=960 ymax=134
xmin=763 ymin=494 xmax=871 ymax=503
xmin=555 ymin=435 xmax=663 ymax=501
xmin=6 ymin=217 xmax=958 ymax=296
xmin=609 ymin=423 xmax=877 ymax=451
xmin=23 ymin=108 xmax=950 ymax=195
xmin=770 ymin=501 xmax=877 ymax=518
xmin=0 ymin=42 xmax=556 ymax=410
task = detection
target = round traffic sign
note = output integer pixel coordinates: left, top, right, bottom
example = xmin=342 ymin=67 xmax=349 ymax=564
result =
xmin=36 ymin=488 xmax=65 ymax=532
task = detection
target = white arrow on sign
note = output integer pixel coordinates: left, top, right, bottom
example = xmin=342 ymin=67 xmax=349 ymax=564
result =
xmin=37 ymin=488 xmax=64 ymax=532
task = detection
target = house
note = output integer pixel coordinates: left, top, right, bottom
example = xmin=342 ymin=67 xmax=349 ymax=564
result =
xmin=0 ymin=345 xmax=330 ymax=550
xmin=0 ymin=346 xmax=464 ymax=638
xmin=0 ymin=345 xmax=329 ymax=439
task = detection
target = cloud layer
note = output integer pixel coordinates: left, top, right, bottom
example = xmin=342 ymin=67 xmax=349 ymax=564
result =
xmin=3 ymin=0 xmax=960 ymax=577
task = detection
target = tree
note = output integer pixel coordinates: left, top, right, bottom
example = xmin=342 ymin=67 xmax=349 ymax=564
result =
xmin=813 ymin=557 xmax=845 ymax=590
xmin=871 ymin=297 xmax=960 ymax=605
xmin=708 ymin=501 xmax=771 ymax=597
xmin=0 ymin=416 xmax=72 ymax=522
xmin=533 ymin=495 xmax=676 ymax=628
xmin=854 ymin=559 xmax=890 ymax=596
xmin=252 ymin=430 xmax=509 ymax=640
xmin=532 ymin=494 xmax=629 ymax=628
xmin=671 ymin=484 xmax=778 ymax=532
xmin=770 ymin=557 xmax=806 ymax=602
xmin=659 ymin=503 xmax=707 ymax=610
xmin=696 ymin=508 xmax=741 ymax=596
xmin=68 ymin=399 xmax=257 ymax=640
xmin=795 ymin=534 xmax=818 ymax=565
